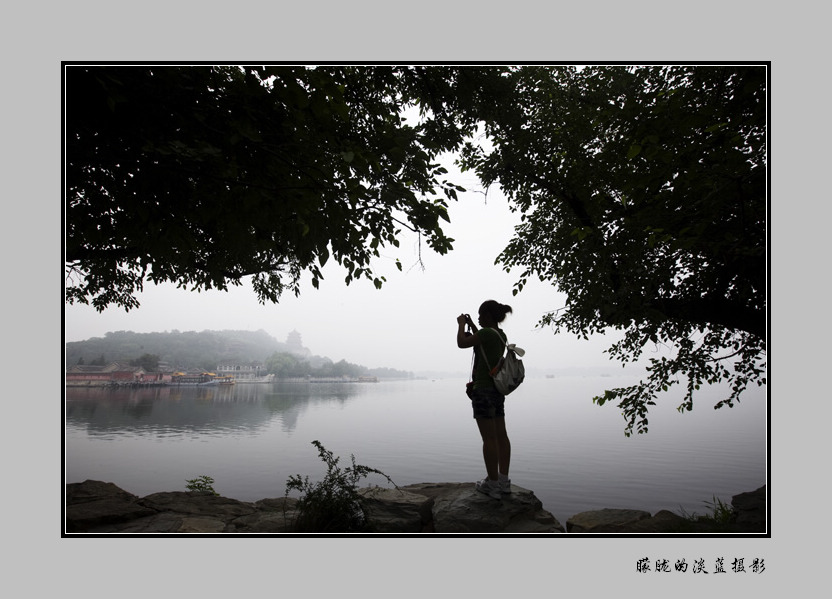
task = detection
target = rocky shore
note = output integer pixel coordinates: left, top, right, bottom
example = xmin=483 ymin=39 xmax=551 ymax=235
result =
xmin=65 ymin=480 xmax=766 ymax=534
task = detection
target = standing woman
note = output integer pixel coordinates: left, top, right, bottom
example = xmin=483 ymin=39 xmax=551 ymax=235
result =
xmin=456 ymin=300 xmax=513 ymax=499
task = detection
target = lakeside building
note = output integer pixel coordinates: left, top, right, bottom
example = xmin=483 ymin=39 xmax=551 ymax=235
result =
xmin=66 ymin=361 xmax=275 ymax=386
xmin=216 ymin=362 xmax=273 ymax=382
xmin=65 ymin=362 xmax=159 ymax=386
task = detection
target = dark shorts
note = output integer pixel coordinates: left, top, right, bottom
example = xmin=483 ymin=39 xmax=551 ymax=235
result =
xmin=470 ymin=387 xmax=505 ymax=420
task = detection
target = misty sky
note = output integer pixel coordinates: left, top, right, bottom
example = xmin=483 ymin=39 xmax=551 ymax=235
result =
xmin=64 ymin=165 xmax=633 ymax=375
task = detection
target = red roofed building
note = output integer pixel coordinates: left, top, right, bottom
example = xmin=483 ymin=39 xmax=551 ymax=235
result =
xmin=66 ymin=362 xmax=147 ymax=386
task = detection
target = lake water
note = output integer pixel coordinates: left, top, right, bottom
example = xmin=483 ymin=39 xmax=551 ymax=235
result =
xmin=64 ymin=374 xmax=767 ymax=529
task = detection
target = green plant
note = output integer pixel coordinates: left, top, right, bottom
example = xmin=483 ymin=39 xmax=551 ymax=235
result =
xmin=185 ymin=475 xmax=218 ymax=495
xmin=703 ymin=495 xmax=736 ymax=525
xmin=284 ymin=440 xmax=396 ymax=533
xmin=676 ymin=495 xmax=737 ymax=532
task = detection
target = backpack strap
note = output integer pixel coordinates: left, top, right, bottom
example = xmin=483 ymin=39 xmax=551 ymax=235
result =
xmin=486 ymin=327 xmax=526 ymax=357
xmin=476 ymin=328 xmax=513 ymax=376
xmin=477 ymin=343 xmax=495 ymax=374
xmin=476 ymin=328 xmax=526 ymax=377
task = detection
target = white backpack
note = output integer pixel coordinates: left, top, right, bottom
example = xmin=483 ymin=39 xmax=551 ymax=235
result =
xmin=479 ymin=328 xmax=526 ymax=395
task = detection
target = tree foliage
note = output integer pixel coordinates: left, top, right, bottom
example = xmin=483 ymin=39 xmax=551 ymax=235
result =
xmin=130 ymin=352 xmax=160 ymax=372
xmin=460 ymin=65 xmax=767 ymax=435
xmin=264 ymin=351 xmax=390 ymax=379
xmin=65 ymin=64 xmax=768 ymax=435
xmin=65 ymin=65 xmax=498 ymax=310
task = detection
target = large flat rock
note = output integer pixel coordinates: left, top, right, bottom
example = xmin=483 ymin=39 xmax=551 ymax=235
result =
xmin=65 ymin=480 xmax=765 ymax=534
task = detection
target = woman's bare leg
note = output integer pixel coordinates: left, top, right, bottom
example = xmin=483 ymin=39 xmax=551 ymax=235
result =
xmin=477 ymin=417 xmax=510 ymax=480
xmin=476 ymin=417 xmax=500 ymax=480
xmin=494 ymin=416 xmax=511 ymax=476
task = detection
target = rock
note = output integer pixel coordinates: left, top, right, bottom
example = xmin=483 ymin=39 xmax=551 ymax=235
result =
xmin=424 ymin=483 xmax=564 ymax=533
xmin=565 ymin=486 xmax=768 ymax=533
xmin=105 ymin=511 xmax=191 ymax=533
xmin=64 ymin=479 xmax=765 ymax=534
xmin=65 ymin=480 xmax=156 ymax=532
xmin=65 ymin=479 xmax=563 ymax=534
xmin=731 ymin=485 xmax=766 ymax=532
xmin=228 ymin=497 xmax=299 ymax=533
xmin=611 ymin=510 xmax=691 ymax=533
xmin=140 ymin=491 xmax=255 ymax=518
xmin=177 ymin=517 xmax=228 ymax=533
xmin=566 ymin=508 xmax=653 ymax=533
xmin=357 ymin=486 xmax=433 ymax=533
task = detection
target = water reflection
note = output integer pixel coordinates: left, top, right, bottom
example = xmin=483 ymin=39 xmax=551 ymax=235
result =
xmin=65 ymin=382 xmax=364 ymax=436
xmin=65 ymin=377 xmax=767 ymax=522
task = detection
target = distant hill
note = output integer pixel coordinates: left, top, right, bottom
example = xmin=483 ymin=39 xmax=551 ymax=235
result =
xmin=64 ymin=329 xmax=290 ymax=371
xmin=64 ymin=329 xmax=414 ymax=378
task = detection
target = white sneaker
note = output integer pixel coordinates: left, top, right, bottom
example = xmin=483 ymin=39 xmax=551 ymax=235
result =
xmin=476 ymin=478 xmax=502 ymax=500
xmin=499 ymin=477 xmax=512 ymax=494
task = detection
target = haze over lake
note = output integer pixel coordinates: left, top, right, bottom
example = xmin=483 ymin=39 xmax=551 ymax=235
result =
xmin=65 ymin=374 xmax=767 ymax=528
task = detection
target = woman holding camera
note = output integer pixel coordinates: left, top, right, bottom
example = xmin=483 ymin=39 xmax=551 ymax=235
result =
xmin=456 ymin=300 xmax=513 ymax=500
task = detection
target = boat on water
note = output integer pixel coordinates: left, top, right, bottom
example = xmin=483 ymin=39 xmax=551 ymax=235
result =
xmin=216 ymin=376 xmax=236 ymax=386
xmin=170 ymin=372 xmax=219 ymax=386
xmin=233 ymin=374 xmax=276 ymax=384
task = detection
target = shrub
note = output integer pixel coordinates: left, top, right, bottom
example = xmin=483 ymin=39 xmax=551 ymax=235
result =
xmin=676 ymin=494 xmax=738 ymax=532
xmin=185 ymin=475 xmax=219 ymax=495
xmin=285 ymin=440 xmax=396 ymax=533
